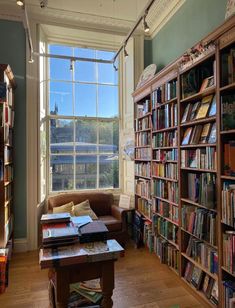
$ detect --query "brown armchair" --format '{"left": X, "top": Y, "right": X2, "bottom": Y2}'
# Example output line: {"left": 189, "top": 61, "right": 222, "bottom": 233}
{"left": 47, "top": 191, "right": 128, "bottom": 247}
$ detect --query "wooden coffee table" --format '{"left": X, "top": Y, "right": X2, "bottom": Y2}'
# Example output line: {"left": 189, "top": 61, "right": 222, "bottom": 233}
{"left": 39, "top": 240, "right": 124, "bottom": 308}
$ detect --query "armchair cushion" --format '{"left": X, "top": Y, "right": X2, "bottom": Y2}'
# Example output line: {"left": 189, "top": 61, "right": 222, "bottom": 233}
{"left": 52, "top": 201, "right": 74, "bottom": 215}
{"left": 73, "top": 200, "right": 98, "bottom": 220}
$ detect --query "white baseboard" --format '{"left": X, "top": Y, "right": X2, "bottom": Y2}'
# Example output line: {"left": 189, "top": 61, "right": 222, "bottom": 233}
{"left": 14, "top": 238, "right": 28, "bottom": 253}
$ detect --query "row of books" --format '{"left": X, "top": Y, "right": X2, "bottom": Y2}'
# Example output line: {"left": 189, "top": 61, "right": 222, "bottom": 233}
{"left": 181, "top": 147, "right": 216, "bottom": 170}
{"left": 185, "top": 236, "right": 218, "bottom": 274}
{"left": 152, "top": 131, "right": 177, "bottom": 148}
{"left": 152, "top": 179, "right": 178, "bottom": 203}
{"left": 152, "top": 162, "right": 178, "bottom": 180}
{"left": 4, "top": 200, "right": 12, "bottom": 225}
{"left": 187, "top": 172, "right": 216, "bottom": 209}
{"left": 134, "top": 116, "right": 151, "bottom": 131}
{"left": 221, "top": 48, "right": 235, "bottom": 86}
{"left": 135, "top": 99, "right": 151, "bottom": 118}
{"left": 181, "top": 206, "right": 216, "bottom": 246}
{"left": 181, "top": 122, "right": 216, "bottom": 145}
{"left": 5, "top": 183, "right": 12, "bottom": 201}
{"left": 135, "top": 162, "right": 151, "bottom": 178}
{"left": 223, "top": 231, "right": 235, "bottom": 274}
{"left": 135, "top": 179, "right": 151, "bottom": 199}
{"left": 137, "top": 198, "right": 152, "bottom": 219}
{"left": 4, "top": 165, "right": 13, "bottom": 182}
{"left": 222, "top": 181, "right": 235, "bottom": 227}
{"left": 151, "top": 80, "right": 177, "bottom": 108}
{"left": 224, "top": 141, "right": 235, "bottom": 176}
{"left": 143, "top": 221, "right": 154, "bottom": 252}
{"left": 221, "top": 93, "right": 235, "bottom": 131}
{"left": 152, "top": 214, "right": 178, "bottom": 245}
{"left": 223, "top": 280, "right": 235, "bottom": 308}
{"left": 4, "top": 147, "right": 12, "bottom": 163}
{"left": 184, "top": 261, "right": 218, "bottom": 305}
{"left": 135, "top": 131, "right": 151, "bottom": 147}
{"left": 0, "top": 104, "right": 14, "bottom": 128}
{"left": 152, "top": 103, "right": 177, "bottom": 130}
{"left": 181, "top": 95, "right": 216, "bottom": 124}
{"left": 153, "top": 199, "right": 179, "bottom": 224}
{"left": 153, "top": 149, "right": 178, "bottom": 161}
{"left": 154, "top": 236, "right": 179, "bottom": 271}
{"left": 135, "top": 148, "right": 151, "bottom": 160}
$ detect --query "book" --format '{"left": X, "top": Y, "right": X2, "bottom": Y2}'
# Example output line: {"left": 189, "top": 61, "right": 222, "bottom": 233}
{"left": 182, "top": 127, "right": 193, "bottom": 145}
{"left": 71, "top": 216, "right": 92, "bottom": 228}
{"left": 199, "top": 76, "right": 214, "bottom": 92}
{"left": 189, "top": 125, "right": 203, "bottom": 144}
{"left": 199, "top": 123, "right": 211, "bottom": 143}
{"left": 208, "top": 122, "right": 216, "bottom": 144}
{"left": 42, "top": 225, "right": 78, "bottom": 243}
{"left": 221, "top": 93, "right": 235, "bottom": 130}
{"left": 41, "top": 213, "right": 71, "bottom": 224}
{"left": 189, "top": 101, "right": 201, "bottom": 121}
{"left": 210, "top": 280, "right": 218, "bottom": 305}
{"left": 78, "top": 221, "right": 109, "bottom": 243}
{"left": 191, "top": 266, "right": 204, "bottom": 289}
{"left": 181, "top": 103, "right": 192, "bottom": 123}
{"left": 208, "top": 95, "right": 216, "bottom": 116}
{"left": 202, "top": 275, "right": 210, "bottom": 294}
{"left": 195, "top": 95, "right": 213, "bottom": 119}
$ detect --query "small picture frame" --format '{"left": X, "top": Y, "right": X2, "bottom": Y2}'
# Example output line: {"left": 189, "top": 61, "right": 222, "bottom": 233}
{"left": 119, "top": 194, "right": 131, "bottom": 209}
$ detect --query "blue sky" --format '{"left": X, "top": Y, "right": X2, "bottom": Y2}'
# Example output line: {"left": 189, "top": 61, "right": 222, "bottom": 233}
{"left": 49, "top": 45, "right": 118, "bottom": 118}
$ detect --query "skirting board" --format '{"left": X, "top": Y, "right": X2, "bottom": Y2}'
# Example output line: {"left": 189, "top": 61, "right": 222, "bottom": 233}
{"left": 14, "top": 238, "right": 28, "bottom": 253}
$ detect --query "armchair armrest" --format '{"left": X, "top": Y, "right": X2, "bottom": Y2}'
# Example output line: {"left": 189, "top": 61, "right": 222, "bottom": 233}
{"left": 111, "top": 205, "right": 128, "bottom": 230}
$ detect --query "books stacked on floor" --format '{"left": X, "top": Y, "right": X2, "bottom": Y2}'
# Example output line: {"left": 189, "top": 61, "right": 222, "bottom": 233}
{"left": 223, "top": 280, "right": 235, "bottom": 308}
{"left": 0, "top": 248, "right": 9, "bottom": 294}
{"left": 223, "top": 231, "right": 235, "bottom": 274}
{"left": 222, "top": 181, "right": 235, "bottom": 227}
{"left": 184, "top": 261, "right": 218, "bottom": 305}
{"left": 69, "top": 279, "right": 102, "bottom": 307}
{"left": 41, "top": 213, "right": 79, "bottom": 248}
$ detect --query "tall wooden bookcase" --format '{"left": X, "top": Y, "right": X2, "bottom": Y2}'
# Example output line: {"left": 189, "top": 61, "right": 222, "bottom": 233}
{"left": 0, "top": 64, "right": 16, "bottom": 253}
{"left": 133, "top": 16, "right": 235, "bottom": 308}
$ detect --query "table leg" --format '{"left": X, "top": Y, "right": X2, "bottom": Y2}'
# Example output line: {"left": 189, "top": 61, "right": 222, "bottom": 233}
{"left": 55, "top": 269, "right": 70, "bottom": 308}
{"left": 100, "top": 261, "right": 114, "bottom": 308}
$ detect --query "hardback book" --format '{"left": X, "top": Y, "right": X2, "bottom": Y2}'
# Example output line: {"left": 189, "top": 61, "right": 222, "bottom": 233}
{"left": 181, "top": 103, "right": 192, "bottom": 123}
{"left": 210, "top": 280, "right": 218, "bottom": 305}
{"left": 190, "top": 125, "right": 203, "bottom": 144}
{"left": 199, "top": 123, "right": 211, "bottom": 143}
{"left": 202, "top": 275, "right": 210, "bottom": 294}
{"left": 199, "top": 76, "right": 214, "bottom": 92}
{"left": 208, "top": 95, "right": 216, "bottom": 116}
{"left": 189, "top": 101, "right": 201, "bottom": 121}
{"left": 195, "top": 95, "right": 213, "bottom": 119}
{"left": 42, "top": 225, "right": 78, "bottom": 243}
{"left": 221, "top": 94, "right": 235, "bottom": 130}
{"left": 191, "top": 266, "right": 204, "bottom": 289}
{"left": 78, "top": 221, "right": 109, "bottom": 243}
{"left": 182, "top": 127, "right": 193, "bottom": 145}
{"left": 224, "top": 141, "right": 235, "bottom": 175}
{"left": 41, "top": 212, "right": 71, "bottom": 224}
{"left": 208, "top": 122, "right": 216, "bottom": 144}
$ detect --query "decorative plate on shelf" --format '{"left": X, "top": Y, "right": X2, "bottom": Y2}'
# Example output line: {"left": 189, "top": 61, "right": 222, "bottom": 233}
{"left": 136, "top": 64, "right": 156, "bottom": 90}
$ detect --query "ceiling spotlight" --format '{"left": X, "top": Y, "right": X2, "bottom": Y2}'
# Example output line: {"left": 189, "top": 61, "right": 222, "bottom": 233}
{"left": 124, "top": 46, "right": 128, "bottom": 58}
{"left": 143, "top": 17, "right": 150, "bottom": 33}
{"left": 28, "top": 57, "right": 34, "bottom": 64}
{"left": 39, "top": 0, "right": 48, "bottom": 8}
{"left": 16, "top": 0, "right": 24, "bottom": 6}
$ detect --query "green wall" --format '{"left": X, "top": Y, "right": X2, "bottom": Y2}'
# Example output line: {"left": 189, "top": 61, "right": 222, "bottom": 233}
{"left": 0, "top": 20, "right": 26, "bottom": 238}
{"left": 145, "top": 0, "right": 228, "bottom": 71}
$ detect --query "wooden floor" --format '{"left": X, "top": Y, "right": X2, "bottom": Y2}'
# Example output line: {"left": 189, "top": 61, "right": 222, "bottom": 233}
{"left": 0, "top": 241, "right": 208, "bottom": 308}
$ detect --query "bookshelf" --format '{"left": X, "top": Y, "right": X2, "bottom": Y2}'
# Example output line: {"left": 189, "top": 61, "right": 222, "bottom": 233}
{"left": 133, "top": 16, "right": 235, "bottom": 308}
{"left": 0, "top": 64, "right": 16, "bottom": 293}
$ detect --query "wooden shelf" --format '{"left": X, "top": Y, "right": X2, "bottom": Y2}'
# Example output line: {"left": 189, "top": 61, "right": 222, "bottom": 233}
{"left": 221, "top": 175, "right": 235, "bottom": 181}
{"left": 153, "top": 195, "right": 178, "bottom": 207}
{"left": 152, "top": 146, "right": 178, "bottom": 150}
{"left": 135, "top": 128, "right": 151, "bottom": 133}
{"left": 220, "top": 129, "right": 235, "bottom": 135}
{"left": 152, "top": 175, "right": 178, "bottom": 182}
{"left": 157, "top": 233, "right": 179, "bottom": 250}
{"left": 181, "top": 278, "right": 216, "bottom": 308}
{"left": 135, "top": 145, "right": 151, "bottom": 148}
{"left": 152, "top": 97, "right": 177, "bottom": 109}
{"left": 136, "top": 209, "right": 152, "bottom": 222}
{"left": 180, "top": 116, "right": 216, "bottom": 127}
{"left": 135, "top": 194, "right": 151, "bottom": 202}
{"left": 135, "top": 174, "right": 151, "bottom": 180}
{"left": 136, "top": 112, "right": 151, "bottom": 120}
{"left": 152, "top": 159, "right": 178, "bottom": 163}
{"left": 134, "top": 158, "right": 151, "bottom": 162}
{"left": 181, "top": 227, "right": 218, "bottom": 250}
{"left": 181, "top": 198, "right": 217, "bottom": 213}
{"left": 180, "top": 143, "right": 216, "bottom": 148}
{"left": 154, "top": 211, "right": 179, "bottom": 226}
{"left": 152, "top": 126, "right": 177, "bottom": 133}
{"left": 181, "top": 167, "right": 216, "bottom": 173}
{"left": 180, "top": 86, "right": 216, "bottom": 103}
{"left": 220, "top": 82, "right": 235, "bottom": 92}
{"left": 221, "top": 266, "right": 235, "bottom": 278}
{"left": 181, "top": 253, "right": 218, "bottom": 281}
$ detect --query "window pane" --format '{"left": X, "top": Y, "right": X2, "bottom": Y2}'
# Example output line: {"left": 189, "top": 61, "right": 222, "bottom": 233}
{"left": 49, "top": 81, "right": 73, "bottom": 116}
{"left": 99, "top": 120, "right": 119, "bottom": 154}
{"left": 75, "top": 119, "right": 97, "bottom": 153}
{"left": 49, "top": 45, "right": 73, "bottom": 56}
{"left": 76, "top": 155, "right": 97, "bottom": 189}
{"left": 98, "top": 63, "right": 118, "bottom": 85}
{"left": 49, "top": 58, "right": 72, "bottom": 81}
{"left": 75, "top": 48, "right": 96, "bottom": 59}
{"left": 50, "top": 119, "right": 74, "bottom": 154}
{"left": 98, "top": 85, "right": 118, "bottom": 118}
{"left": 75, "top": 83, "right": 97, "bottom": 117}
{"left": 74, "top": 48, "right": 96, "bottom": 83}
{"left": 50, "top": 155, "right": 74, "bottom": 191}
{"left": 99, "top": 155, "right": 119, "bottom": 188}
